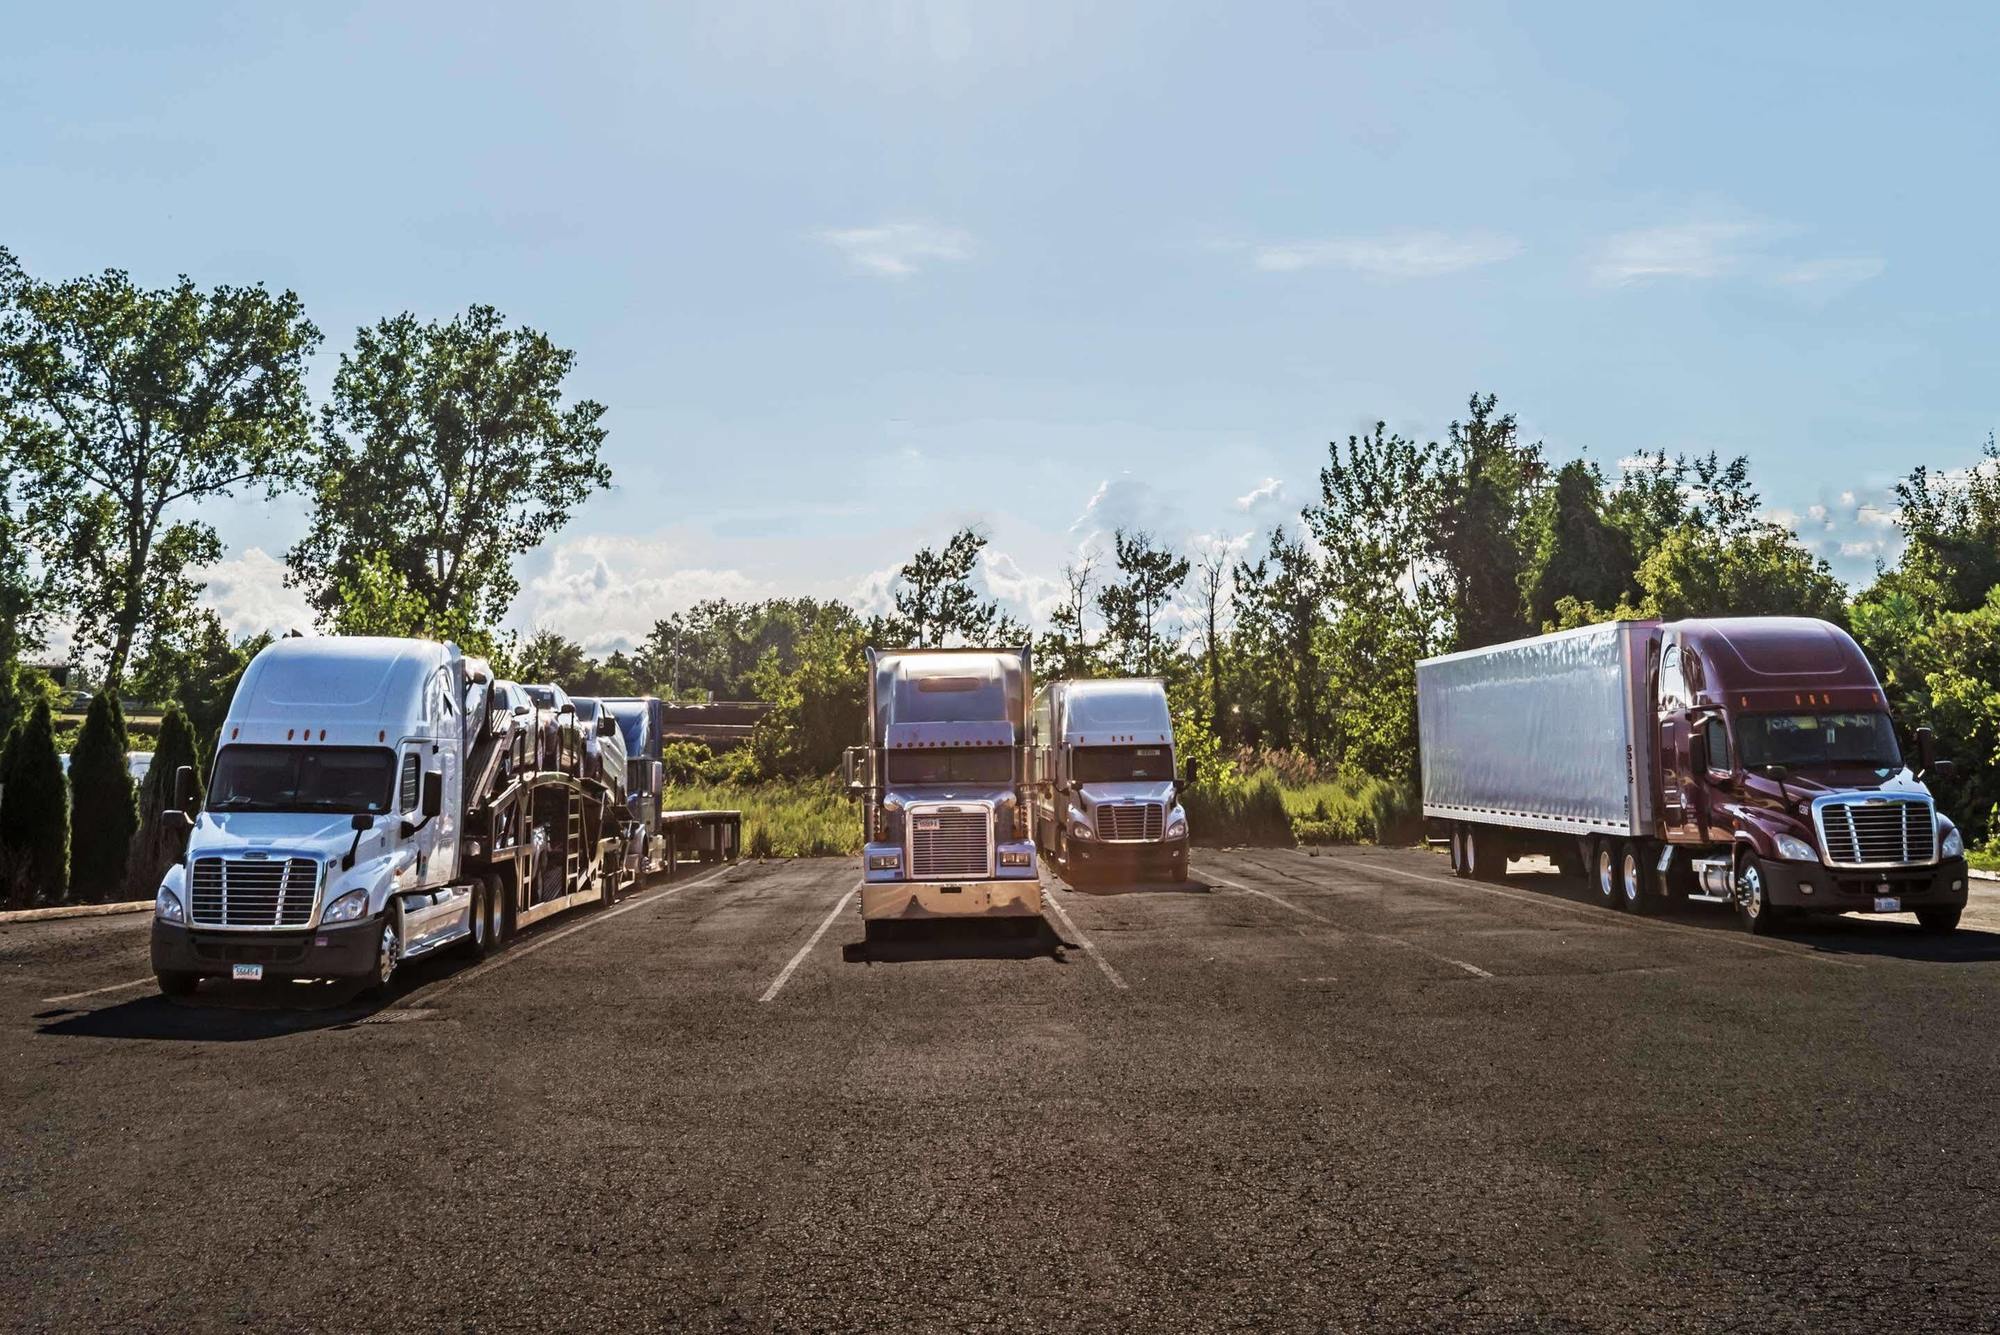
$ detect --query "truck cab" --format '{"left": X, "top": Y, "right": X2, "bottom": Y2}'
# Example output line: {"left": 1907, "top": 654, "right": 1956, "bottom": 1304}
{"left": 150, "top": 636, "right": 476, "bottom": 995}
{"left": 1030, "top": 678, "right": 1193, "bottom": 883}
{"left": 846, "top": 648, "right": 1042, "bottom": 934}
{"left": 1653, "top": 617, "right": 1968, "bottom": 931}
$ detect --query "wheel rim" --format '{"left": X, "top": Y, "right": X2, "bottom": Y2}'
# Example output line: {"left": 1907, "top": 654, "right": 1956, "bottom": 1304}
{"left": 1622, "top": 854, "right": 1642, "bottom": 905}
{"left": 1597, "top": 849, "right": 1616, "bottom": 899}
{"left": 1737, "top": 862, "right": 1763, "bottom": 918}
{"left": 473, "top": 889, "right": 488, "bottom": 947}
{"left": 378, "top": 921, "right": 399, "bottom": 985}
{"left": 1465, "top": 831, "right": 1476, "bottom": 875}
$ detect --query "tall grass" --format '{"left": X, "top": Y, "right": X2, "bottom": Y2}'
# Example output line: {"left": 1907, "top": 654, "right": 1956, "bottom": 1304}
{"left": 662, "top": 776, "right": 859, "bottom": 858}
{"left": 1187, "top": 763, "right": 1418, "bottom": 848}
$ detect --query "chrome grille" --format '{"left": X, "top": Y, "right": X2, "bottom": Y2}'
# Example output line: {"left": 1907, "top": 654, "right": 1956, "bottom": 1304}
{"left": 1814, "top": 797, "right": 1936, "bottom": 868}
{"left": 189, "top": 857, "right": 320, "bottom": 927}
{"left": 1098, "top": 802, "right": 1165, "bottom": 842}
{"left": 907, "top": 807, "right": 992, "bottom": 880}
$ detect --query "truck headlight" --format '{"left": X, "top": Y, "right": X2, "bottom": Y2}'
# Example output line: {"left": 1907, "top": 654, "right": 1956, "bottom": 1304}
{"left": 1165, "top": 817, "right": 1187, "bottom": 840}
{"left": 1070, "top": 821, "right": 1094, "bottom": 841}
{"left": 1941, "top": 827, "right": 1963, "bottom": 859}
{"left": 1773, "top": 834, "right": 1818, "bottom": 863}
{"left": 155, "top": 888, "right": 185, "bottom": 924}
{"left": 999, "top": 850, "right": 1032, "bottom": 867}
{"left": 868, "top": 853, "right": 900, "bottom": 871}
{"left": 321, "top": 889, "right": 369, "bottom": 924}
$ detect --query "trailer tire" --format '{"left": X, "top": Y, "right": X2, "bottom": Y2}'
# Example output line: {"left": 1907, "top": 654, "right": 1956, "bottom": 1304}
{"left": 1594, "top": 840, "right": 1621, "bottom": 908}
{"left": 155, "top": 970, "right": 199, "bottom": 998}
{"left": 493, "top": 870, "right": 517, "bottom": 944}
{"left": 1450, "top": 826, "right": 1469, "bottom": 877}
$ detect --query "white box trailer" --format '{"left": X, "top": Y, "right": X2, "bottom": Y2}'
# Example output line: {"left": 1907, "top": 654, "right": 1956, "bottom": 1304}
{"left": 1417, "top": 621, "right": 1658, "bottom": 842}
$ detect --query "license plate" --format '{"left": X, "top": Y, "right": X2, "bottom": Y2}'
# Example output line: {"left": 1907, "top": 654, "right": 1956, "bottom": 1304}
{"left": 232, "top": 963, "right": 264, "bottom": 982}
{"left": 915, "top": 818, "right": 940, "bottom": 832}
{"left": 1872, "top": 896, "right": 1901, "bottom": 914}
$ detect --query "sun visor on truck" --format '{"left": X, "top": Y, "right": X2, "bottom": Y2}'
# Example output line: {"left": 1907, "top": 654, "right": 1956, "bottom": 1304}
{"left": 1068, "top": 732, "right": 1171, "bottom": 747}
{"left": 886, "top": 721, "right": 1016, "bottom": 749}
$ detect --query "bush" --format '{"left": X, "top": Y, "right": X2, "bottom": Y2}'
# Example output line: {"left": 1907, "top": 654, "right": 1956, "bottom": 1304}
{"left": 0, "top": 699, "right": 68, "bottom": 906}
{"left": 129, "top": 703, "right": 201, "bottom": 897}
{"left": 69, "top": 692, "right": 139, "bottom": 901}
{"left": 1184, "top": 769, "right": 1294, "bottom": 846}
{"left": 665, "top": 775, "right": 859, "bottom": 858}
{"left": 1183, "top": 763, "right": 1419, "bottom": 848}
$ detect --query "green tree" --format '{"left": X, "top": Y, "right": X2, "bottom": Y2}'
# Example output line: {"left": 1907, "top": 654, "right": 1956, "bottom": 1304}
{"left": 750, "top": 604, "right": 868, "bottom": 777}
{"left": 130, "top": 612, "right": 269, "bottom": 770}
{"left": 1034, "top": 557, "right": 1101, "bottom": 681}
{"left": 288, "top": 304, "right": 610, "bottom": 635}
{"left": 516, "top": 629, "right": 591, "bottom": 684}
{"left": 885, "top": 528, "right": 1024, "bottom": 647}
{"left": 1095, "top": 529, "right": 1189, "bottom": 675}
{"left": 130, "top": 702, "right": 201, "bottom": 896}
{"left": 0, "top": 248, "right": 319, "bottom": 687}
{"left": 1434, "top": 392, "right": 1544, "bottom": 650}
{"left": 1231, "top": 528, "right": 1323, "bottom": 754}
{"left": 1889, "top": 434, "right": 2000, "bottom": 614}
{"left": 1524, "top": 460, "right": 1636, "bottom": 629}
{"left": 0, "top": 698, "right": 68, "bottom": 906}
{"left": 68, "top": 691, "right": 139, "bottom": 900}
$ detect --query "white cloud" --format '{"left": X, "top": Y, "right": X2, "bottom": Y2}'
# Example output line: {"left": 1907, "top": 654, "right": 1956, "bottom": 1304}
{"left": 1234, "top": 477, "right": 1286, "bottom": 513}
{"left": 199, "top": 546, "right": 316, "bottom": 640}
{"left": 1250, "top": 230, "right": 1521, "bottom": 278}
{"left": 513, "top": 535, "right": 772, "bottom": 654}
{"left": 1069, "top": 473, "right": 1184, "bottom": 545}
{"left": 814, "top": 221, "right": 973, "bottom": 278}
{"left": 1592, "top": 221, "right": 1781, "bottom": 286}
{"left": 1773, "top": 256, "right": 1886, "bottom": 288}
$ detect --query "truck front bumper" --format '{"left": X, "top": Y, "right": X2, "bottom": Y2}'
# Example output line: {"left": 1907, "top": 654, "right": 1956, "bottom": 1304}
{"left": 151, "top": 917, "right": 383, "bottom": 980}
{"left": 1071, "top": 835, "right": 1189, "bottom": 868}
{"left": 1757, "top": 856, "right": 1970, "bottom": 913}
{"left": 859, "top": 878, "right": 1044, "bottom": 921}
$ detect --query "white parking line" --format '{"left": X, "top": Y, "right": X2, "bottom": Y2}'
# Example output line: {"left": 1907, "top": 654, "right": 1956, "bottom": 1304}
{"left": 760, "top": 885, "right": 858, "bottom": 1002}
{"left": 41, "top": 976, "right": 155, "bottom": 1005}
{"left": 413, "top": 862, "right": 738, "bottom": 1005}
{"left": 1321, "top": 855, "right": 1862, "bottom": 970}
{"left": 1206, "top": 873, "right": 1493, "bottom": 979}
{"left": 1041, "top": 888, "right": 1129, "bottom": 990}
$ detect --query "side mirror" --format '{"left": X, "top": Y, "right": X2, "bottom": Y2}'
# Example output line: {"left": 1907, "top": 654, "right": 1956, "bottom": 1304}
{"left": 513, "top": 703, "right": 530, "bottom": 716}
{"left": 1929, "top": 758, "right": 1955, "bottom": 782}
{"left": 421, "top": 770, "right": 443, "bottom": 819}
{"left": 842, "top": 747, "right": 865, "bottom": 796}
{"left": 1688, "top": 730, "right": 1708, "bottom": 776}
{"left": 1182, "top": 757, "right": 1199, "bottom": 790}
{"left": 173, "top": 764, "right": 197, "bottom": 815}
{"left": 559, "top": 702, "right": 576, "bottom": 716}
{"left": 598, "top": 715, "right": 618, "bottom": 737}
{"left": 351, "top": 813, "right": 374, "bottom": 832}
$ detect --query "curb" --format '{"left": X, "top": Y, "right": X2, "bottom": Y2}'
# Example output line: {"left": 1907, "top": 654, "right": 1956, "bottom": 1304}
{"left": 0, "top": 899, "right": 152, "bottom": 925}
{"left": 1972, "top": 869, "right": 1998, "bottom": 884}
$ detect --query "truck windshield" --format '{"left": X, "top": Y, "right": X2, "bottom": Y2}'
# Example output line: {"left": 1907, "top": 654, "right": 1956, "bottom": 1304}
{"left": 1074, "top": 745, "right": 1175, "bottom": 782}
{"left": 207, "top": 745, "right": 397, "bottom": 814}
{"left": 886, "top": 747, "right": 1015, "bottom": 786}
{"left": 1736, "top": 712, "right": 1902, "bottom": 772}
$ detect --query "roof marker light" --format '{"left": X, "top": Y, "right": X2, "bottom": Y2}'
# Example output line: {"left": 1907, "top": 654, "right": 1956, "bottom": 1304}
{"left": 287, "top": 729, "right": 294, "bottom": 740}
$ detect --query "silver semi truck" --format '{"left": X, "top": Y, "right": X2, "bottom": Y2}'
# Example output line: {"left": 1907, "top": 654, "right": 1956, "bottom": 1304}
{"left": 845, "top": 646, "right": 1042, "bottom": 937}
{"left": 1029, "top": 677, "right": 1193, "bottom": 883}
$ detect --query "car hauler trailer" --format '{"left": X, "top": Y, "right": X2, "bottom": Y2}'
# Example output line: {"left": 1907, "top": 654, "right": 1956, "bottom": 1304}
{"left": 148, "top": 636, "right": 648, "bottom": 997}
{"left": 597, "top": 695, "right": 742, "bottom": 880}
{"left": 1029, "top": 677, "right": 1194, "bottom": 882}
{"left": 1418, "top": 617, "right": 1971, "bottom": 934}
{"left": 845, "top": 647, "right": 1041, "bottom": 937}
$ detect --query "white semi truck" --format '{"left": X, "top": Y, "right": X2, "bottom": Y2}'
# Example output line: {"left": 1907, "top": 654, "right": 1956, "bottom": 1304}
{"left": 1029, "top": 677, "right": 1193, "bottom": 883}
{"left": 150, "top": 636, "right": 643, "bottom": 995}
{"left": 845, "top": 646, "right": 1042, "bottom": 938}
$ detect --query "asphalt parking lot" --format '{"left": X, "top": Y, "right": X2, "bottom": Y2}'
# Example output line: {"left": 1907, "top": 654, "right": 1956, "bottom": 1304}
{"left": 5, "top": 847, "right": 1999, "bottom": 1332}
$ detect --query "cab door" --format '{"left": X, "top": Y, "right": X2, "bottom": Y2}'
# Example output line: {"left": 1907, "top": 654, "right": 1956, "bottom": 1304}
{"left": 1655, "top": 639, "right": 1700, "bottom": 840}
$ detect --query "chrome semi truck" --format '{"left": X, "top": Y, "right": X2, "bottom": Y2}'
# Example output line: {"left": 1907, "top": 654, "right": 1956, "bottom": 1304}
{"left": 845, "top": 646, "right": 1042, "bottom": 938}
{"left": 1418, "top": 617, "right": 1970, "bottom": 934}
{"left": 1029, "top": 677, "right": 1193, "bottom": 883}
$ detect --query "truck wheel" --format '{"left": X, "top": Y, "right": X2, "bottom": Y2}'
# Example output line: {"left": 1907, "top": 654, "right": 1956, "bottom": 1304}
{"left": 1916, "top": 905, "right": 1962, "bottom": 933}
{"left": 1620, "top": 845, "right": 1656, "bottom": 915}
{"left": 1171, "top": 851, "right": 1188, "bottom": 884}
{"left": 1734, "top": 853, "right": 1785, "bottom": 936}
{"left": 1594, "top": 840, "right": 1620, "bottom": 908}
{"left": 364, "top": 907, "right": 403, "bottom": 996}
{"left": 155, "top": 970, "right": 199, "bottom": 998}
{"left": 461, "top": 879, "right": 491, "bottom": 959}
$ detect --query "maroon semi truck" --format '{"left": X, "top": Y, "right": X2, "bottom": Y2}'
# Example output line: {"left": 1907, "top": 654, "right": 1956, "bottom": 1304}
{"left": 1418, "top": 617, "right": 1971, "bottom": 934}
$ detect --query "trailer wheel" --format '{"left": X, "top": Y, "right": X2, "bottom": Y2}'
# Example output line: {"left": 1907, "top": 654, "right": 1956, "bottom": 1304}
{"left": 155, "top": 970, "right": 199, "bottom": 998}
{"left": 1620, "top": 844, "right": 1656, "bottom": 915}
{"left": 492, "top": 871, "right": 516, "bottom": 944}
{"left": 1450, "top": 827, "right": 1468, "bottom": 877}
{"left": 1594, "top": 840, "right": 1621, "bottom": 908}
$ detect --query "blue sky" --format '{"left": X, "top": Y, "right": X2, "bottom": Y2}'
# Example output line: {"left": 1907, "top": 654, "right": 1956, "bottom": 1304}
{"left": 6, "top": 2, "right": 1996, "bottom": 652}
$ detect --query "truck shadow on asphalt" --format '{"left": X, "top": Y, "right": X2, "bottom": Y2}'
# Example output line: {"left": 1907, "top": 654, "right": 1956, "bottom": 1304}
{"left": 31, "top": 952, "right": 465, "bottom": 1042}
{"left": 1044, "top": 871, "right": 1212, "bottom": 897}
{"left": 1494, "top": 864, "right": 2000, "bottom": 965}
{"left": 840, "top": 917, "right": 1075, "bottom": 966}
